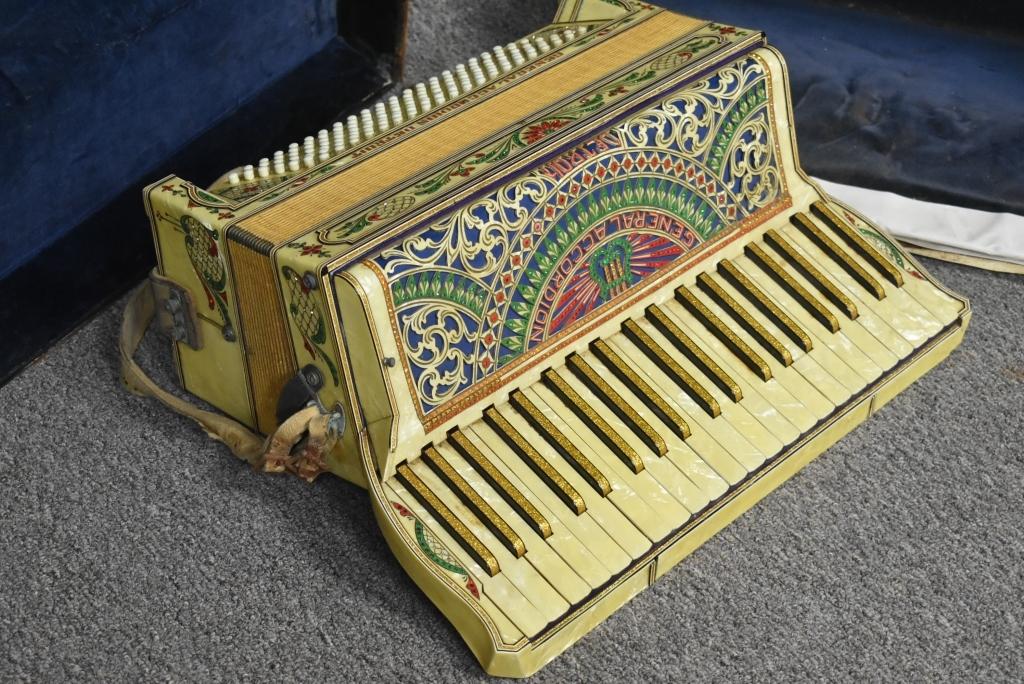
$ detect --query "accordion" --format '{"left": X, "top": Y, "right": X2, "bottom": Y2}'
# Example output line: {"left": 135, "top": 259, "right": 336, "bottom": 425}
{"left": 130, "top": 0, "right": 970, "bottom": 676}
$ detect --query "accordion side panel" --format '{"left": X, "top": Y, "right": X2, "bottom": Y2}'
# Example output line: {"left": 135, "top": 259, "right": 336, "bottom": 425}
{"left": 269, "top": 242, "right": 376, "bottom": 485}
{"left": 143, "top": 176, "right": 255, "bottom": 428}
{"left": 334, "top": 264, "right": 430, "bottom": 482}
{"left": 227, "top": 240, "right": 297, "bottom": 435}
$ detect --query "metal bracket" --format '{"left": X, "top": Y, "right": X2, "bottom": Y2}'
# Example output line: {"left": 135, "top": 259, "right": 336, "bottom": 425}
{"left": 276, "top": 364, "right": 328, "bottom": 425}
{"left": 149, "top": 271, "right": 202, "bottom": 350}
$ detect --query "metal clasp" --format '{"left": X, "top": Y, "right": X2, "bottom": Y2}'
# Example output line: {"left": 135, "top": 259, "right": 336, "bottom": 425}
{"left": 149, "top": 270, "right": 202, "bottom": 350}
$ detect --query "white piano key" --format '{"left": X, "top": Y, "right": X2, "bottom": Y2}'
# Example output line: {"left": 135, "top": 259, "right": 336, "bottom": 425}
{"left": 683, "top": 283, "right": 838, "bottom": 421}
{"left": 522, "top": 385, "right": 680, "bottom": 542}
{"left": 520, "top": 38, "right": 538, "bottom": 60}
{"left": 577, "top": 348, "right": 730, "bottom": 506}
{"left": 563, "top": 29, "right": 577, "bottom": 41}
{"left": 629, "top": 316, "right": 784, "bottom": 461}
{"left": 534, "top": 36, "right": 551, "bottom": 53}
{"left": 732, "top": 253, "right": 884, "bottom": 385}
{"left": 272, "top": 150, "right": 285, "bottom": 175}
{"left": 387, "top": 480, "right": 545, "bottom": 638}
{"left": 658, "top": 301, "right": 818, "bottom": 435}
{"left": 811, "top": 214, "right": 948, "bottom": 341}
{"left": 715, "top": 264, "right": 865, "bottom": 397}
{"left": 408, "top": 460, "right": 570, "bottom": 623}
{"left": 605, "top": 332, "right": 756, "bottom": 484}
{"left": 703, "top": 269, "right": 853, "bottom": 405}
{"left": 450, "top": 427, "right": 619, "bottom": 586}
{"left": 550, "top": 364, "right": 716, "bottom": 515}
{"left": 465, "top": 422, "right": 632, "bottom": 577}
{"left": 776, "top": 224, "right": 917, "bottom": 357}
{"left": 228, "top": 172, "right": 240, "bottom": 185}
{"left": 532, "top": 378, "right": 692, "bottom": 524}
{"left": 492, "top": 403, "right": 651, "bottom": 559}
{"left": 433, "top": 442, "right": 592, "bottom": 603}
{"left": 257, "top": 158, "right": 269, "bottom": 178}
{"left": 302, "top": 135, "right": 315, "bottom": 159}
{"left": 242, "top": 164, "right": 254, "bottom": 181}
{"left": 287, "top": 142, "right": 300, "bottom": 172}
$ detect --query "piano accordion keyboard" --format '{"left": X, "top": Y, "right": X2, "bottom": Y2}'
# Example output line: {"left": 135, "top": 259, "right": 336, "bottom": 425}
{"left": 384, "top": 207, "right": 963, "bottom": 637}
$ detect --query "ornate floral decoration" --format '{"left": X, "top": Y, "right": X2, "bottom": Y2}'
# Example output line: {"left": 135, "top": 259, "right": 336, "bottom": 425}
{"left": 282, "top": 266, "right": 340, "bottom": 385}
{"left": 314, "top": 25, "right": 747, "bottom": 252}
{"left": 180, "top": 215, "right": 233, "bottom": 332}
{"left": 392, "top": 501, "right": 480, "bottom": 599}
{"left": 369, "top": 55, "right": 786, "bottom": 422}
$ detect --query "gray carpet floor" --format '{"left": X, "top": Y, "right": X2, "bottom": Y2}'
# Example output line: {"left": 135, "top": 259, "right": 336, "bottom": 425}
{"left": 3, "top": 2, "right": 1024, "bottom": 681}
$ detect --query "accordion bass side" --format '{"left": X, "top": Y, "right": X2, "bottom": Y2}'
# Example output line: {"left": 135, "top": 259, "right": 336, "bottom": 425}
{"left": 142, "top": 0, "right": 969, "bottom": 675}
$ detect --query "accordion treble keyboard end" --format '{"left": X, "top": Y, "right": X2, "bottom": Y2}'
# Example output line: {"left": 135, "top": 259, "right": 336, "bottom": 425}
{"left": 142, "top": 0, "right": 969, "bottom": 675}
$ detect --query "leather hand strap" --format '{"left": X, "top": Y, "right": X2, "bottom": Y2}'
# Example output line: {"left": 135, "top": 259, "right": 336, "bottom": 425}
{"left": 120, "top": 274, "right": 335, "bottom": 477}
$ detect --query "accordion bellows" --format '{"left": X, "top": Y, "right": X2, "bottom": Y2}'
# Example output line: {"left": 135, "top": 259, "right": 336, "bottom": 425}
{"left": 143, "top": 0, "right": 969, "bottom": 675}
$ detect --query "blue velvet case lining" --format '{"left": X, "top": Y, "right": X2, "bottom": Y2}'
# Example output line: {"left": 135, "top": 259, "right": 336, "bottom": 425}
{"left": 0, "top": 0, "right": 340, "bottom": 279}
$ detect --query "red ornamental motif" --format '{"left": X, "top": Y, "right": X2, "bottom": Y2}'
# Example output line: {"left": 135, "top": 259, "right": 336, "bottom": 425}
{"left": 465, "top": 577, "right": 480, "bottom": 599}
{"left": 522, "top": 119, "right": 570, "bottom": 144}
{"left": 300, "top": 244, "right": 325, "bottom": 256}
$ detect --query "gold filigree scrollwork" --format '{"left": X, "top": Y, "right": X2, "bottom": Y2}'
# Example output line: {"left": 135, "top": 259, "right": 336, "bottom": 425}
{"left": 402, "top": 304, "right": 477, "bottom": 406}
{"left": 728, "top": 118, "right": 778, "bottom": 209}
